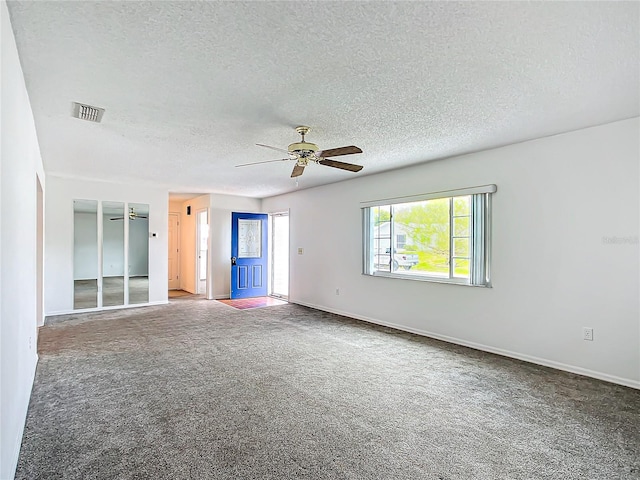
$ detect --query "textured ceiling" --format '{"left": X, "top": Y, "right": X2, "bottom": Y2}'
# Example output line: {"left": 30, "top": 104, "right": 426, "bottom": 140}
{"left": 7, "top": 1, "right": 639, "bottom": 198}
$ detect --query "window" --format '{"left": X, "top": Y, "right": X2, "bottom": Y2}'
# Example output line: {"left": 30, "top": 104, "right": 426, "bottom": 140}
{"left": 362, "top": 185, "right": 496, "bottom": 286}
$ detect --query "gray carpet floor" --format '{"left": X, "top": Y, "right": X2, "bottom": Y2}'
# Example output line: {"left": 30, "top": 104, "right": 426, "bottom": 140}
{"left": 16, "top": 298, "right": 640, "bottom": 479}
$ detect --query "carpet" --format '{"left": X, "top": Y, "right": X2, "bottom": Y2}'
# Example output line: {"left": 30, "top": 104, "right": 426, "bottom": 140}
{"left": 16, "top": 299, "right": 640, "bottom": 479}
{"left": 217, "top": 296, "right": 288, "bottom": 310}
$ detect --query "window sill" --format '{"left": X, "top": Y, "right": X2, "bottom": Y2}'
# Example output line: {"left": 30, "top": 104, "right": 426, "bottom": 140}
{"left": 364, "top": 271, "right": 491, "bottom": 287}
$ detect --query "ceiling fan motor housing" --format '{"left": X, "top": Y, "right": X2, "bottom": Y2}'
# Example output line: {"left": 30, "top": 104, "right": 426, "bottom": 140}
{"left": 288, "top": 142, "right": 318, "bottom": 157}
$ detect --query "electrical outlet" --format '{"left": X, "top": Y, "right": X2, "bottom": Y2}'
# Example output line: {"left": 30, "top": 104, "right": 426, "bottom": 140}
{"left": 335, "top": 288, "right": 340, "bottom": 295}
{"left": 28, "top": 336, "right": 32, "bottom": 350}
{"left": 583, "top": 327, "right": 594, "bottom": 341}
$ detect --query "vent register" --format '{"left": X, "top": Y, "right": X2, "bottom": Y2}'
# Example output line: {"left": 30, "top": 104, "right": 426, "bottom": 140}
{"left": 71, "top": 102, "right": 105, "bottom": 123}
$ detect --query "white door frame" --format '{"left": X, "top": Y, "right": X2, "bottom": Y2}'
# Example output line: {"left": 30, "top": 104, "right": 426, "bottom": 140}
{"left": 36, "top": 174, "right": 44, "bottom": 328}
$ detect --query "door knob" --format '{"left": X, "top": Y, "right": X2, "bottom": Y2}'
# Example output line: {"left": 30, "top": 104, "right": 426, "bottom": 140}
{"left": 231, "top": 256, "right": 237, "bottom": 265}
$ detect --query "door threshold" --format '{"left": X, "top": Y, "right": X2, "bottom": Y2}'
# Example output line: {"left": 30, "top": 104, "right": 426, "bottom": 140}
{"left": 269, "top": 294, "right": 288, "bottom": 301}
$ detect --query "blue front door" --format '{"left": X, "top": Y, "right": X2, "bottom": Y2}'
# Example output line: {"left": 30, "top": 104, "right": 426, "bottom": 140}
{"left": 231, "top": 212, "right": 268, "bottom": 299}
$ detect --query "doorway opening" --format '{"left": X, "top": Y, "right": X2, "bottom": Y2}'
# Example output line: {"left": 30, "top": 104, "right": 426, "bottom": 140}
{"left": 196, "top": 209, "right": 209, "bottom": 295}
{"left": 269, "top": 211, "right": 289, "bottom": 300}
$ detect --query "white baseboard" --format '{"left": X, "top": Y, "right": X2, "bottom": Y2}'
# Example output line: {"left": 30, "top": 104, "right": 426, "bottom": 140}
{"left": 146, "top": 301, "right": 169, "bottom": 307}
{"left": 292, "top": 301, "right": 640, "bottom": 390}
{"left": 4, "top": 354, "right": 38, "bottom": 480}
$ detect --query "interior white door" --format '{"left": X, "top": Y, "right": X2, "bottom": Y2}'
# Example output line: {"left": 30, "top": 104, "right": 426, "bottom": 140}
{"left": 168, "top": 213, "right": 180, "bottom": 290}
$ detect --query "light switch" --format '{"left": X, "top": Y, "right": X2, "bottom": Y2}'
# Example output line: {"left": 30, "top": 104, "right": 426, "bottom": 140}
{"left": 298, "top": 247, "right": 304, "bottom": 255}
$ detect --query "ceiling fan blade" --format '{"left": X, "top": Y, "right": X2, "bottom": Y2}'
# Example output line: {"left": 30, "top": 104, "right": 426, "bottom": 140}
{"left": 110, "top": 217, "right": 125, "bottom": 220}
{"left": 291, "top": 164, "right": 305, "bottom": 178}
{"left": 134, "top": 215, "right": 148, "bottom": 219}
{"left": 317, "top": 146, "right": 362, "bottom": 158}
{"left": 318, "top": 159, "right": 363, "bottom": 172}
{"left": 235, "top": 158, "right": 291, "bottom": 167}
{"left": 256, "top": 143, "right": 291, "bottom": 155}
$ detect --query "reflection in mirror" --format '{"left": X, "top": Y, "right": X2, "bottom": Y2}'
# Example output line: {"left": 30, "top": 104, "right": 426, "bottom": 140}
{"left": 103, "top": 201, "right": 125, "bottom": 306}
{"left": 74, "top": 200, "right": 98, "bottom": 309}
{"left": 128, "top": 203, "right": 149, "bottom": 304}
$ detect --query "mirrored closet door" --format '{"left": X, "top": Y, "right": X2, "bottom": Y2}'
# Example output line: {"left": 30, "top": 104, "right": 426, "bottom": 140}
{"left": 73, "top": 200, "right": 99, "bottom": 309}
{"left": 103, "top": 201, "right": 125, "bottom": 307}
{"left": 73, "top": 200, "right": 150, "bottom": 311}
{"left": 128, "top": 203, "right": 149, "bottom": 304}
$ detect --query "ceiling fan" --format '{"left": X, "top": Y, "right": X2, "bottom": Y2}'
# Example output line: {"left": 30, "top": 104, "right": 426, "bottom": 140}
{"left": 236, "top": 126, "right": 364, "bottom": 178}
{"left": 110, "top": 207, "right": 148, "bottom": 221}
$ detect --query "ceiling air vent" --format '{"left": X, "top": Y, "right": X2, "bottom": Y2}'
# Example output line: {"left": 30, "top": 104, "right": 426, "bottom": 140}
{"left": 71, "top": 102, "right": 105, "bottom": 123}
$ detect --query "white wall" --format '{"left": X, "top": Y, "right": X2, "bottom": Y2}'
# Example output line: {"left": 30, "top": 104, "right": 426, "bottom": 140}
{"left": 168, "top": 200, "right": 183, "bottom": 214}
{"left": 0, "top": 2, "right": 45, "bottom": 477}
{"left": 262, "top": 118, "right": 640, "bottom": 388}
{"left": 45, "top": 176, "right": 168, "bottom": 314}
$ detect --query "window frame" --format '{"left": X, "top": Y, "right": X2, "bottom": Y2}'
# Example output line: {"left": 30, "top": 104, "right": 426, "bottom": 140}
{"left": 361, "top": 185, "right": 496, "bottom": 287}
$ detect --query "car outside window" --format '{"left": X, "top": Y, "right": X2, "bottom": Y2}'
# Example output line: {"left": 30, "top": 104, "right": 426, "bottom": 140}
{"left": 362, "top": 185, "right": 495, "bottom": 286}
